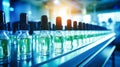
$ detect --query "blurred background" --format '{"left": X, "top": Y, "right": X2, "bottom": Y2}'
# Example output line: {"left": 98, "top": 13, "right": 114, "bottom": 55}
{"left": 0, "top": 0, "right": 120, "bottom": 30}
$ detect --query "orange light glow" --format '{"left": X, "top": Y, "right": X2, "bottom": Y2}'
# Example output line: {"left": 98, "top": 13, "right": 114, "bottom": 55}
{"left": 46, "top": 0, "right": 83, "bottom": 26}
{"left": 54, "top": 6, "right": 70, "bottom": 26}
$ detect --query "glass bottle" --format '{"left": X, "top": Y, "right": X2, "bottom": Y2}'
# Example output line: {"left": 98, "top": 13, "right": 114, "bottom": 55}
{"left": 32, "top": 31, "right": 41, "bottom": 56}
{"left": 64, "top": 30, "right": 73, "bottom": 52}
{"left": 17, "top": 13, "right": 32, "bottom": 60}
{"left": 78, "top": 22, "right": 83, "bottom": 47}
{"left": 0, "top": 30, "right": 11, "bottom": 64}
{"left": 78, "top": 30, "right": 84, "bottom": 47}
{"left": 33, "top": 15, "right": 51, "bottom": 56}
{"left": 49, "top": 24, "right": 56, "bottom": 56}
{"left": 39, "top": 31, "right": 51, "bottom": 56}
{"left": 40, "top": 15, "right": 51, "bottom": 56}
{"left": 53, "top": 16, "right": 64, "bottom": 55}
{"left": 17, "top": 30, "right": 32, "bottom": 60}
{"left": 73, "top": 21, "right": 79, "bottom": 49}
{"left": 0, "top": 11, "right": 11, "bottom": 64}
{"left": 32, "top": 21, "right": 41, "bottom": 56}
{"left": 53, "top": 29, "right": 64, "bottom": 55}
{"left": 64, "top": 19, "right": 73, "bottom": 52}
{"left": 9, "top": 22, "right": 19, "bottom": 65}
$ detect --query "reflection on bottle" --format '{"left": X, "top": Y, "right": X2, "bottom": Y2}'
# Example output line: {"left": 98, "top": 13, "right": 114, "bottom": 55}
{"left": 33, "top": 32, "right": 51, "bottom": 56}
{"left": 40, "top": 15, "right": 51, "bottom": 56}
{"left": 73, "top": 21, "right": 79, "bottom": 49}
{"left": 40, "top": 31, "right": 51, "bottom": 56}
{"left": 64, "top": 31, "right": 73, "bottom": 52}
{"left": 0, "top": 32, "right": 10, "bottom": 64}
{"left": 64, "top": 19, "right": 73, "bottom": 52}
{"left": 16, "top": 13, "right": 32, "bottom": 60}
{"left": 0, "top": 46, "right": 3, "bottom": 59}
{"left": 0, "top": 11, "right": 11, "bottom": 64}
{"left": 78, "top": 31, "right": 84, "bottom": 47}
{"left": 32, "top": 32, "right": 41, "bottom": 55}
{"left": 54, "top": 32, "right": 64, "bottom": 54}
{"left": 17, "top": 31, "right": 32, "bottom": 60}
{"left": 73, "top": 33, "right": 79, "bottom": 49}
{"left": 54, "top": 16, "right": 64, "bottom": 55}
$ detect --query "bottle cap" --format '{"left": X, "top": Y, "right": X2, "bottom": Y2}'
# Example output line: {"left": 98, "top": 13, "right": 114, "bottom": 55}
{"left": 48, "top": 22, "right": 51, "bottom": 30}
{"left": 0, "top": 10, "right": 6, "bottom": 30}
{"left": 82, "top": 23, "right": 86, "bottom": 30}
{"left": 20, "top": 13, "right": 29, "bottom": 30}
{"left": 56, "top": 16, "right": 62, "bottom": 30}
{"left": 52, "top": 24, "right": 56, "bottom": 30}
{"left": 41, "top": 15, "right": 49, "bottom": 30}
{"left": 73, "top": 21, "right": 77, "bottom": 30}
{"left": 67, "top": 19, "right": 72, "bottom": 30}
{"left": 78, "top": 22, "right": 82, "bottom": 30}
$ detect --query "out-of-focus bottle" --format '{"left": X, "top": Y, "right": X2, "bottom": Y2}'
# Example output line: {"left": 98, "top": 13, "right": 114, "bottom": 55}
{"left": 33, "top": 15, "right": 51, "bottom": 56}
{"left": 53, "top": 16, "right": 64, "bottom": 55}
{"left": 32, "top": 30, "right": 41, "bottom": 56}
{"left": 29, "top": 21, "right": 36, "bottom": 57}
{"left": 48, "top": 22, "right": 54, "bottom": 56}
{"left": 85, "top": 23, "right": 90, "bottom": 45}
{"left": 49, "top": 24, "right": 56, "bottom": 56}
{"left": 0, "top": 11, "right": 11, "bottom": 64}
{"left": 78, "top": 22, "right": 83, "bottom": 47}
{"left": 17, "top": 13, "right": 32, "bottom": 60}
{"left": 40, "top": 15, "right": 51, "bottom": 56}
{"left": 32, "top": 21, "right": 41, "bottom": 56}
{"left": 73, "top": 21, "right": 79, "bottom": 49}
{"left": 10, "top": 22, "right": 19, "bottom": 64}
{"left": 82, "top": 23, "right": 87, "bottom": 45}
{"left": 64, "top": 19, "right": 73, "bottom": 52}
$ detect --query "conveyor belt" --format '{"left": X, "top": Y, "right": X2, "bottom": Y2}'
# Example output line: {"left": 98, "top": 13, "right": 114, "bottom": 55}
{"left": 33, "top": 33, "right": 115, "bottom": 67}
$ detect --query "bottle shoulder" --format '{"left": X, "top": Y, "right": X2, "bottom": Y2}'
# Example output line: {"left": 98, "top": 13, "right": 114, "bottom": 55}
{"left": 0, "top": 31, "right": 9, "bottom": 39}
{"left": 18, "top": 31, "right": 32, "bottom": 38}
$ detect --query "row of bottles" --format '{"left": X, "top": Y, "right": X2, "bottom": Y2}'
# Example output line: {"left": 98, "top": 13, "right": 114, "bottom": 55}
{"left": 0, "top": 10, "right": 112, "bottom": 64}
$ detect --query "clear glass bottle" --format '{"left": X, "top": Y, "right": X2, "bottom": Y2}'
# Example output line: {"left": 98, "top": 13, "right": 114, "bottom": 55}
{"left": 84, "top": 30, "right": 89, "bottom": 45}
{"left": 0, "top": 30, "right": 11, "bottom": 64}
{"left": 88, "top": 30, "right": 94, "bottom": 44}
{"left": 39, "top": 30, "right": 51, "bottom": 56}
{"left": 53, "top": 16, "right": 64, "bottom": 55}
{"left": 17, "top": 13, "right": 32, "bottom": 60}
{"left": 64, "top": 30, "right": 73, "bottom": 52}
{"left": 32, "top": 31, "right": 40, "bottom": 55}
{"left": 53, "top": 30, "right": 64, "bottom": 55}
{"left": 72, "top": 21, "right": 79, "bottom": 49}
{"left": 0, "top": 11, "right": 11, "bottom": 64}
{"left": 78, "top": 30, "right": 84, "bottom": 47}
{"left": 17, "top": 30, "right": 32, "bottom": 60}
{"left": 64, "top": 19, "right": 73, "bottom": 52}
{"left": 33, "top": 31, "right": 51, "bottom": 56}
{"left": 78, "top": 22, "right": 84, "bottom": 47}
{"left": 32, "top": 15, "right": 51, "bottom": 56}
{"left": 50, "top": 29, "right": 55, "bottom": 56}
{"left": 40, "top": 15, "right": 51, "bottom": 56}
